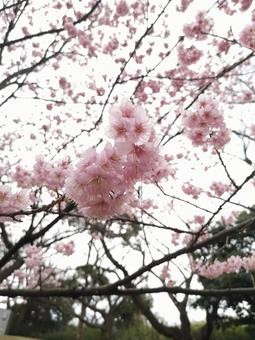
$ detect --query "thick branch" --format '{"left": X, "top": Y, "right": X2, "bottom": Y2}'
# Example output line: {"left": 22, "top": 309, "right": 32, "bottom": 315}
{"left": 1, "top": 286, "right": 255, "bottom": 298}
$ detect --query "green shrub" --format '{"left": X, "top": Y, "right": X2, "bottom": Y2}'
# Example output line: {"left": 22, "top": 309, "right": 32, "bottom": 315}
{"left": 211, "top": 325, "right": 255, "bottom": 340}
{"left": 42, "top": 325, "right": 100, "bottom": 340}
{"left": 113, "top": 321, "right": 167, "bottom": 340}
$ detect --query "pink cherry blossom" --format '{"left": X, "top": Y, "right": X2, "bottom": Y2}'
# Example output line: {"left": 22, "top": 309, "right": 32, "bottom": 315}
{"left": 65, "top": 99, "right": 170, "bottom": 219}
{"left": 182, "top": 96, "right": 230, "bottom": 149}
{"left": 239, "top": 23, "right": 255, "bottom": 50}
{"left": 177, "top": 44, "right": 203, "bottom": 65}
{"left": 194, "top": 253, "right": 255, "bottom": 279}
{"left": 183, "top": 11, "right": 213, "bottom": 40}
{"left": 210, "top": 181, "right": 232, "bottom": 197}
{"left": 177, "top": 0, "right": 193, "bottom": 12}
{"left": 160, "top": 263, "right": 176, "bottom": 287}
{"left": 0, "top": 185, "right": 30, "bottom": 222}
{"left": 55, "top": 241, "right": 74, "bottom": 256}
{"left": 182, "top": 183, "right": 202, "bottom": 199}
{"left": 116, "top": 0, "right": 129, "bottom": 16}
{"left": 13, "top": 156, "right": 71, "bottom": 191}
{"left": 25, "top": 245, "right": 44, "bottom": 269}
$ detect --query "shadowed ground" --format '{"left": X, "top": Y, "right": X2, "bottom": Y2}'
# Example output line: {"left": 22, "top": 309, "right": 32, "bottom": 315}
{"left": 0, "top": 336, "right": 41, "bottom": 340}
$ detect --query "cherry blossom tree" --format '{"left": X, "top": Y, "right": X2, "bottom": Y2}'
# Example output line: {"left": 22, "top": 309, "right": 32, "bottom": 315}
{"left": 192, "top": 208, "right": 255, "bottom": 340}
{"left": 1, "top": 0, "right": 255, "bottom": 339}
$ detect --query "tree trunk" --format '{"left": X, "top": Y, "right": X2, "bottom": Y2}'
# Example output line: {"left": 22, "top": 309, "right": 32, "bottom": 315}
{"left": 201, "top": 304, "right": 218, "bottom": 340}
{"left": 101, "top": 315, "right": 113, "bottom": 340}
{"left": 76, "top": 299, "right": 86, "bottom": 340}
{"left": 131, "top": 295, "right": 182, "bottom": 339}
{"left": 179, "top": 305, "right": 193, "bottom": 340}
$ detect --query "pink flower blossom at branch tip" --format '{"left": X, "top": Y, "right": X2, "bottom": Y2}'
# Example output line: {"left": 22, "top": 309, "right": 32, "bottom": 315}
{"left": 182, "top": 95, "right": 230, "bottom": 149}
{"left": 239, "top": 23, "right": 255, "bottom": 50}
{"left": 116, "top": 0, "right": 129, "bottom": 17}
{"left": 210, "top": 181, "right": 232, "bottom": 197}
{"left": 13, "top": 156, "right": 72, "bottom": 191}
{"left": 24, "top": 245, "right": 44, "bottom": 269}
{"left": 194, "top": 253, "right": 255, "bottom": 279}
{"left": 182, "top": 183, "right": 202, "bottom": 199}
{"left": 0, "top": 185, "right": 30, "bottom": 222}
{"left": 183, "top": 11, "right": 213, "bottom": 40}
{"left": 176, "top": 0, "right": 193, "bottom": 12}
{"left": 177, "top": 44, "right": 203, "bottom": 66}
{"left": 55, "top": 241, "right": 74, "bottom": 256}
{"left": 65, "top": 99, "right": 171, "bottom": 219}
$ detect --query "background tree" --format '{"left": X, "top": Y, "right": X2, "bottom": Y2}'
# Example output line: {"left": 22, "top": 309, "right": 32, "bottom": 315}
{"left": 8, "top": 296, "right": 73, "bottom": 337}
{"left": 192, "top": 209, "right": 255, "bottom": 340}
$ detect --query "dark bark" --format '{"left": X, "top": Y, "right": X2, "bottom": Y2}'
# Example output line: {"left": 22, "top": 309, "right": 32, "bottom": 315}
{"left": 132, "top": 295, "right": 182, "bottom": 339}
{"left": 201, "top": 303, "right": 218, "bottom": 340}
{"left": 76, "top": 299, "right": 86, "bottom": 340}
{"left": 101, "top": 314, "right": 114, "bottom": 340}
{"left": 179, "top": 304, "right": 193, "bottom": 340}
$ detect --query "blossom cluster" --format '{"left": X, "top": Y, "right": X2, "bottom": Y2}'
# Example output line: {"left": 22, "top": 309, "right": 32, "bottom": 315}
{"left": 171, "top": 232, "right": 181, "bottom": 246}
{"left": 0, "top": 185, "right": 30, "bottom": 222}
{"left": 177, "top": 0, "right": 193, "bottom": 12}
{"left": 65, "top": 99, "right": 170, "bottom": 219}
{"left": 216, "top": 40, "right": 231, "bottom": 54}
{"left": 239, "top": 23, "right": 255, "bottom": 50}
{"left": 192, "top": 215, "right": 205, "bottom": 225}
{"left": 182, "top": 183, "right": 202, "bottom": 199}
{"left": 219, "top": 0, "right": 253, "bottom": 14}
{"left": 12, "top": 266, "right": 54, "bottom": 288}
{"left": 193, "top": 253, "right": 255, "bottom": 279}
{"left": 13, "top": 156, "right": 71, "bottom": 191}
{"left": 116, "top": 0, "right": 129, "bottom": 16}
{"left": 183, "top": 11, "right": 213, "bottom": 40}
{"left": 182, "top": 96, "right": 231, "bottom": 149}
{"left": 63, "top": 16, "right": 95, "bottom": 55}
{"left": 177, "top": 44, "right": 203, "bottom": 66}
{"left": 25, "top": 245, "right": 44, "bottom": 269}
{"left": 55, "top": 241, "right": 74, "bottom": 256}
{"left": 239, "top": 0, "right": 253, "bottom": 11}
{"left": 209, "top": 181, "right": 232, "bottom": 197}
{"left": 10, "top": 245, "right": 54, "bottom": 288}
{"left": 160, "top": 263, "right": 176, "bottom": 287}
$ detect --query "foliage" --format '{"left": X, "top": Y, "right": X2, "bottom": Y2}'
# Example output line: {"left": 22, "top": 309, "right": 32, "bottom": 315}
{"left": 35, "top": 321, "right": 168, "bottom": 340}
{"left": 8, "top": 297, "right": 73, "bottom": 337}
{"left": 113, "top": 319, "right": 168, "bottom": 340}
{"left": 19, "top": 322, "right": 255, "bottom": 340}
{"left": 42, "top": 325, "right": 101, "bottom": 340}
{"left": 192, "top": 209, "right": 255, "bottom": 335}
{"left": 211, "top": 325, "right": 255, "bottom": 340}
